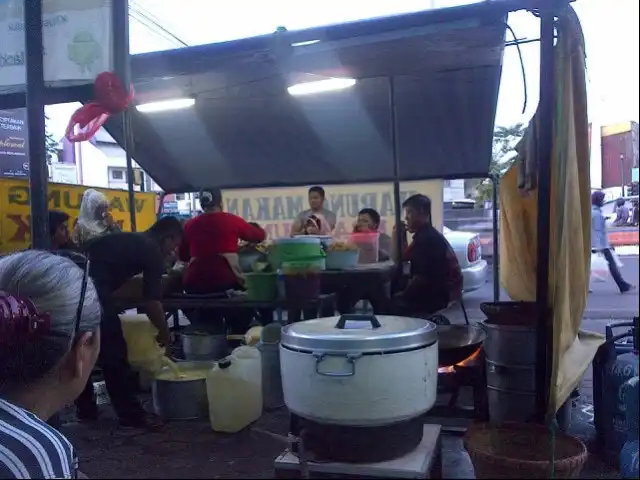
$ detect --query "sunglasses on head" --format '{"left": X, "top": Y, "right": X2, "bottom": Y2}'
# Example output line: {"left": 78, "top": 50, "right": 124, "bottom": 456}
{"left": 0, "top": 251, "right": 90, "bottom": 345}
{"left": 51, "top": 250, "right": 90, "bottom": 340}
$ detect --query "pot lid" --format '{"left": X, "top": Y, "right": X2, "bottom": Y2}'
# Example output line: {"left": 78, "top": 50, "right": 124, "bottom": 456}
{"left": 281, "top": 314, "right": 437, "bottom": 353}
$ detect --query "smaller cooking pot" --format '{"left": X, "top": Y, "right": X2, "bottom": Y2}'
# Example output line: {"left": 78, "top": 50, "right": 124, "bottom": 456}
{"left": 181, "top": 331, "right": 228, "bottom": 361}
{"left": 152, "top": 360, "right": 214, "bottom": 420}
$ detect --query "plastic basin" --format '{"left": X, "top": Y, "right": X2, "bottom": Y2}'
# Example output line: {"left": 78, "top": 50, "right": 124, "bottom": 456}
{"left": 326, "top": 250, "right": 359, "bottom": 270}
{"left": 269, "top": 237, "right": 323, "bottom": 269}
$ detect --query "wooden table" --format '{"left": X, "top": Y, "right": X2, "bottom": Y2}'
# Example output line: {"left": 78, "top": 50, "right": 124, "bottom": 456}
{"left": 318, "top": 261, "right": 396, "bottom": 315}
{"left": 319, "top": 260, "right": 396, "bottom": 286}
{"left": 115, "top": 293, "right": 337, "bottom": 329}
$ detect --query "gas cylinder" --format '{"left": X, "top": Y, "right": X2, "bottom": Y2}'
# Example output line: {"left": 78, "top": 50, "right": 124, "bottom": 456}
{"left": 593, "top": 317, "right": 639, "bottom": 465}
{"left": 620, "top": 376, "right": 639, "bottom": 479}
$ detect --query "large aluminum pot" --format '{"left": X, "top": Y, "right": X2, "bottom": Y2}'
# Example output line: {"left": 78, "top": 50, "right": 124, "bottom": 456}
{"left": 181, "top": 332, "right": 228, "bottom": 361}
{"left": 280, "top": 314, "right": 438, "bottom": 427}
{"left": 152, "top": 361, "right": 214, "bottom": 420}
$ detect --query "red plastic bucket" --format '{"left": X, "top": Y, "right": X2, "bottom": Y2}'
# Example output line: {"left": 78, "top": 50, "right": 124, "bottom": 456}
{"left": 350, "top": 232, "right": 380, "bottom": 264}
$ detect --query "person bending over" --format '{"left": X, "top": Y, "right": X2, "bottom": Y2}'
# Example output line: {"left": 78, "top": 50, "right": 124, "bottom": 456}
{"left": 74, "top": 216, "right": 183, "bottom": 429}
{"left": 0, "top": 251, "right": 101, "bottom": 478}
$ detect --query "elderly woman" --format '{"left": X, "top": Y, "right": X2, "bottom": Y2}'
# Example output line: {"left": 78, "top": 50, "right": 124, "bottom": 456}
{"left": 72, "top": 189, "right": 120, "bottom": 246}
{"left": 0, "top": 250, "right": 101, "bottom": 479}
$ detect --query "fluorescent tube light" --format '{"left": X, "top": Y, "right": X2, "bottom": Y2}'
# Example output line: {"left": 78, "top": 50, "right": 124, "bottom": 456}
{"left": 287, "top": 78, "right": 357, "bottom": 96}
{"left": 136, "top": 98, "right": 195, "bottom": 113}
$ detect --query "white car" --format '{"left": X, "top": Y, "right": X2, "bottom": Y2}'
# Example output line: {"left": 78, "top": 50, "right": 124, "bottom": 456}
{"left": 443, "top": 226, "right": 488, "bottom": 293}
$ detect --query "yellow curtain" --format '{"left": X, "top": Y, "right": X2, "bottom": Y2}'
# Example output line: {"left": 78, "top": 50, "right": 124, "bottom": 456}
{"left": 499, "top": 6, "right": 605, "bottom": 415}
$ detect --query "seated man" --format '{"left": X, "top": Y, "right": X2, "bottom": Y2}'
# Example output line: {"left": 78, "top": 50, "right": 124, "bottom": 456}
{"left": 336, "top": 208, "right": 393, "bottom": 314}
{"left": 390, "top": 194, "right": 463, "bottom": 315}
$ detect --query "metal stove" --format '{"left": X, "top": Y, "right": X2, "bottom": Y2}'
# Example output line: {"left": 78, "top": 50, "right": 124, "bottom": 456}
{"left": 426, "top": 347, "right": 489, "bottom": 434}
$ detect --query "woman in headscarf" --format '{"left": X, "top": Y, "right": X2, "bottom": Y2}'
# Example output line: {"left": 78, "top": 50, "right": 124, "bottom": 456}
{"left": 72, "top": 189, "right": 120, "bottom": 246}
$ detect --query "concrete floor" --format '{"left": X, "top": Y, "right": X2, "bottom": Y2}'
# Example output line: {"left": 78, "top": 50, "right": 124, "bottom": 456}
{"left": 58, "top": 390, "right": 620, "bottom": 479}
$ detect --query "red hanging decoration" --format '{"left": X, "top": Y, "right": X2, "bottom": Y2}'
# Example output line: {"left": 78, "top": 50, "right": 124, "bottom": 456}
{"left": 65, "top": 71, "right": 135, "bottom": 143}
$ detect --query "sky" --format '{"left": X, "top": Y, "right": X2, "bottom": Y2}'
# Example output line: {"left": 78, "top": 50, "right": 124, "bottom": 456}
{"left": 47, "top": 0, "right": 640, "bottom": 138}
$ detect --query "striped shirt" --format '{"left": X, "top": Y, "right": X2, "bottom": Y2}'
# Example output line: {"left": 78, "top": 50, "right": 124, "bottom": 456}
{"left": 0, "top": 399, "right": 77, "bottom": 479}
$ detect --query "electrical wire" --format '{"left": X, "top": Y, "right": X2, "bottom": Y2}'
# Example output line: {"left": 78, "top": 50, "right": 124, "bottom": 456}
{"left": 505, "top": 23, "right": 528, "bottom": 115}
{"left": 128, "top": 12, "right": 181, "bottom": 47}
{"left": 129, "top": 1, "right": 189, "bottom": 47}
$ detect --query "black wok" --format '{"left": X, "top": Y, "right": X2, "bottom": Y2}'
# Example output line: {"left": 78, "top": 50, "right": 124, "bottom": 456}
{"left": 437, "top": 324, "right": 486, "bottom": 367}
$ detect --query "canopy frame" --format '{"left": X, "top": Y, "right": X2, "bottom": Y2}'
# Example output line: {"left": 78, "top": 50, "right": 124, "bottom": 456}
{"left": 7, "top": 0, "right": 570, "bottom": 423}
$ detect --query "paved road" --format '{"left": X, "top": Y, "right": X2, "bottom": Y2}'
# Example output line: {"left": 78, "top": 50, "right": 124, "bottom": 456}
{"left": 454, "top": 255, "right": 639, "bottom": 321}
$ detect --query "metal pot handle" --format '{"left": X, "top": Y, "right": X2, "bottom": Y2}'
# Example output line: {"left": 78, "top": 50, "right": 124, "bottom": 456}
{"left": 313, "top": 353, "right": 362, "bottom": 377}
{"left": 334, "top": 314, "right": 382, "bottom": 330}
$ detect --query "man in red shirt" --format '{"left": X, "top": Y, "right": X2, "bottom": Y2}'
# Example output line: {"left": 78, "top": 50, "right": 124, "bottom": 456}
{"left": 179, "top": 188, "right": 266, "bottom": 333}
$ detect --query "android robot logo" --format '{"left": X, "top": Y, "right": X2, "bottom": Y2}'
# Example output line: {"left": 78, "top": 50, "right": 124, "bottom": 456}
{"left": 67, "top": 32, "right": 101, "bottom": 73}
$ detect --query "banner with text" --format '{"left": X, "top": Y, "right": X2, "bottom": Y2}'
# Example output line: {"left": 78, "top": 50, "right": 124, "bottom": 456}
{"left": 222, "top": 180, "right": 444, "bottom": 240}
{"left": 0, "top": 0, "right": 113, "bottom": 90}
{"left": 0, "top": 108, "right": 28, "bottom": 177}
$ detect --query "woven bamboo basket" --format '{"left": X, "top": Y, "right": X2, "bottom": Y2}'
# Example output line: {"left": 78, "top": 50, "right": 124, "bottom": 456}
{"left": 463, "top": 422, "right": 588, "bottom": 479}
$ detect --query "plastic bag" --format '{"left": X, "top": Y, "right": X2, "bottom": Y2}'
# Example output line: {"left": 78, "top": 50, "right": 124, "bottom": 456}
{"left": 590, "top": 252, "right": 609, "bottom": 283}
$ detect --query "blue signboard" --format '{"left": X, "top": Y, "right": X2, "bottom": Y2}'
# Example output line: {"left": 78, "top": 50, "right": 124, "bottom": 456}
{"left": 163, "top": 201, "right": 179, "bottom": 213}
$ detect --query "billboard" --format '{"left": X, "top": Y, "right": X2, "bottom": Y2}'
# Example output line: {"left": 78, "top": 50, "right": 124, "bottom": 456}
{"left": 0, "top": 108, "right": 28, "bottom": 178}
{"left": 0, "top": 0, "right": 113, "bottom": 90}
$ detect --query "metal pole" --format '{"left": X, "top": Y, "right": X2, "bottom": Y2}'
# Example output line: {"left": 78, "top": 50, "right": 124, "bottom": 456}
{"left": 534, "top": 4, "right": 556, "bottom": 423}
{"left": 388, "top": 77, "right": 403, "bottom": 260}
{"left": 112, "top": 0, "right": 137, "bottom": 231}
{"left": 491, "top": 175, "right": 500, "bottom": 302}
{"left": 25, "top": 0, "right": 50, "bottom": 250}
{"left": 620, "top": 154, "right": 625, "bottom": 194}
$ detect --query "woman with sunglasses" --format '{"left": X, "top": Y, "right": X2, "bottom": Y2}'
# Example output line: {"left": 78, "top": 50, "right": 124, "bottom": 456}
{"left": 0, "top": 250, "right": 101, "bottom": 479}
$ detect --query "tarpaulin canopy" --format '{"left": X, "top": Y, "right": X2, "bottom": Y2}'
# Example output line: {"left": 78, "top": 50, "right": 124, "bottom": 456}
{"left": 104, "top": 4, "right": 508, "bottom": 193}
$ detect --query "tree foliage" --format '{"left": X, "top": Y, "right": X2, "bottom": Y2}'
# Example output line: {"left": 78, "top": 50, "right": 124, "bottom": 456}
{"left": 44, "top": 114, "right": 59, "bottom": 162}
{"left": 476, "top": 123, "right": 526, "bottom": 204}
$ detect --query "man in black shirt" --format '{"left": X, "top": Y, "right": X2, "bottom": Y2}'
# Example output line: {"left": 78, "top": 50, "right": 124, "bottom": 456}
{"left": 75, "top": 217, "right": 183, "bottom": 429}
{"left": 391, "top": 194, "right": 463, "bottom": 315}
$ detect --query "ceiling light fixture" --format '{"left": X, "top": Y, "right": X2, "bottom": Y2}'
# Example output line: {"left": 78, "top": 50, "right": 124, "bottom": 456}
{"left": 136, "top": 98, "right": 195, "bottom": 113}
{"left": 292, "top": 39, "right": 321, "bottom": 47}
{"left": 287, "top": 78, "right": 357, "bottom": 96}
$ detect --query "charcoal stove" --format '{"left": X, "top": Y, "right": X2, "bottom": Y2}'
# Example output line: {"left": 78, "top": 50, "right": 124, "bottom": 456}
{"left": 425, "top": 347, "right": 489, "bottom": 435}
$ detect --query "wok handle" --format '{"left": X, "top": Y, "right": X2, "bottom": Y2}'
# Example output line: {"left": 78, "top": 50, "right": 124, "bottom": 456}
{"left": 335, "top": 314, "right": 381, "bottom": 330}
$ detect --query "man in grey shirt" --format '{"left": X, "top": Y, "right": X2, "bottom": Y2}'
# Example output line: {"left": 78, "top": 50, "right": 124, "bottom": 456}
{"left": 290, "top": 186, "right": 337, "bottom": 235}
